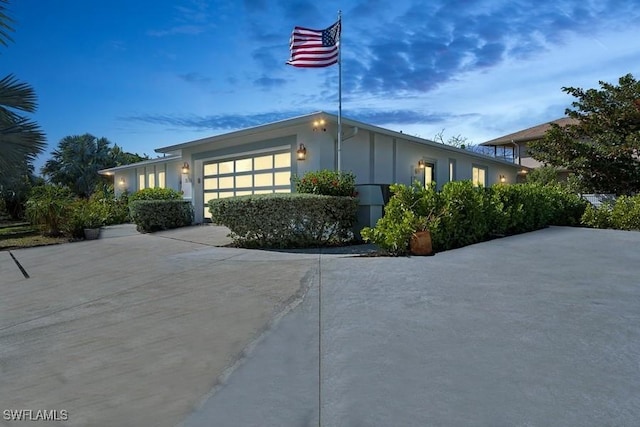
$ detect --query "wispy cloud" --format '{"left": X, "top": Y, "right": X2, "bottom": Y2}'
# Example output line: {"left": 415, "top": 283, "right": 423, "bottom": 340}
{"left": 147, "top": 0, "right": 214, "bottom": 37}
{"left": 178, "top": 72, "right": 212, "bottom": 85}
{"left": 121, "top": 108, "right": 468, "bottom": 133}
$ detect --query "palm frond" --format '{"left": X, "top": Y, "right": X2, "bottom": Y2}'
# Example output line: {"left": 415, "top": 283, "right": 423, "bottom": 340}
{"left": 0, "top": 0, "right": 14, "bottom": 48}
{"left": 0, "top": 115, "right": 46, "bottom": 177}
{"left": 0, "top": 74, "right": 37, "bottom": 113}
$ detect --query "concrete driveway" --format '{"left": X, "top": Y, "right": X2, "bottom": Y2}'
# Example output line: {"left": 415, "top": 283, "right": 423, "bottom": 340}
{"left": 183, "top": 226, "right": 640, "bottom": 427}
{"left": 0, "top": 224, "right": 319, "bottom": 427}
{"left": 1, "top": 226, "right": 639, "bottom": 427}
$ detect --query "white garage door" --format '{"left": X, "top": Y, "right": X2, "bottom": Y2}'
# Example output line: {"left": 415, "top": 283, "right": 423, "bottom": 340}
{"left": 203, "top": 151, "right": 291, "bottom": 219}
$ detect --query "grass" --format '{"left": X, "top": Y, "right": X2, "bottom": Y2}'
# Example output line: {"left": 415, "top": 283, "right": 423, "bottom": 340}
{"left": 0, "top": 234, "right": 71, "bottom": 251}
{"left": 0, "top": 220, "right": 72, "bottom": 250}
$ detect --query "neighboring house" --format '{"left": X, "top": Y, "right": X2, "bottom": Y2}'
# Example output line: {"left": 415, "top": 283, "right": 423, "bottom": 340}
{"left": 480, "top": 117, "right": 578, "bottom": 180}
{"left": 99, "top": 111, "right": 521, "bottom": 228}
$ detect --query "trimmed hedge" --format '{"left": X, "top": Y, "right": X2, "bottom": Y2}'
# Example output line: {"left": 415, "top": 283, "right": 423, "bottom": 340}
{"left": 129, "top": 187, "right": 183, "bottom": 201}
{"left": 208, "top": 193, "right": 358, "bottom": 248}
{"left": 292, "top": 169, "right": 357, "bottom": 197}
{"left": 361, "top": 181, "right": 588, "bottom": 255}
{"left": 129, "top": 200, "right": 194, "bottom": 233}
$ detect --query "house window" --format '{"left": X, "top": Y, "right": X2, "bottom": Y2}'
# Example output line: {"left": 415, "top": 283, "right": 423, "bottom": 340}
{"left": 138, "top": 170, "right": 145, "bottom": 190}
{"left": 449, "top": 159, "right": 456, "bottom": 181}
{"left": 472, "top": 165, "right": 487, "bottom": 187}
{"left": 147, "top": 168, "right": 155, "bottom": 188}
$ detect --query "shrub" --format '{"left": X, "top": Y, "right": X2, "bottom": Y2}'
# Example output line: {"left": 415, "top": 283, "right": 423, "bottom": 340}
{"left": 25, "top": 184, "right": 74, "bottom": 236}
{"left": 129, "top": 200, "right": 194, "bottom": 233}
{"left": 362, "top": 181, "right": 588, "bottom": 255}
{"left": 129, "top": 187, "right": 183, "bottom": 202}
{"left": 292, "top": 169, "right": 357, "bottom": 197}
{"left": 581, "top": 203, "right": 613, "bottom": 229}
{"left": 65, "top": 199, "right": 109, "bottom": 238}
{"left": 610, "top": 195, "right": 640, "bottom": 230}
{"left": 90, "top": 185, "right": 130, "bottom": 225}
{"left": 208, "top": 193, "right": 358, "bottom": 248}
{"left": 360, "top": 182, "right": 442, "bottom": 255}
{"left": 582, "top": 195, "right": 640, "bottom": 230}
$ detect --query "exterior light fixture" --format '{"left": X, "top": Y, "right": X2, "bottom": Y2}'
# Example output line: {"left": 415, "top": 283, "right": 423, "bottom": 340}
{"left": 518, "top": 168, "right": 528, "bottom": 175}
{"left": 418, "top": 159, "right": 426, "bottom": 169}
{"left": 499, "top": 174, "right": 506, "bottom": 183}
{"left": 296, "top": 144, "right": 307, "bottom": 160}
{"left": 181, "top": 162, "right": 190, "bottom": 174}
{"left": 119, "top": 177, "right": 126, "bottom": 186}
{"left": 312, "top": 118, "right": 326, "bottom": 132}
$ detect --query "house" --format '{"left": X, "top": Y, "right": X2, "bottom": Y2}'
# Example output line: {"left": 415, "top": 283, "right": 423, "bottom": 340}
{"left": 480, "top": 117, "right": 578, "bottom": 180}
{"left": 99, "top": 111, "right": 522, "bottom": 228}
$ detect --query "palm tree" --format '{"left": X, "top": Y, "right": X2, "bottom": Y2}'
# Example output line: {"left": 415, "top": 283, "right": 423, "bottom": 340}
{"left": 0, "top": 0, "right": 46, "bottom": 179}
{"left": 42, "top": 134, "right": 113, "bottom": 198}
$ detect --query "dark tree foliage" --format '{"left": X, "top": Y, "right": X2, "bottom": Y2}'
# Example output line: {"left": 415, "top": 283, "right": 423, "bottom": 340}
{"left": 529, "top": 74, "right": 640, "bottom": 195}
{"left": 42, "top": 134, "right": 148, "bottom": 198}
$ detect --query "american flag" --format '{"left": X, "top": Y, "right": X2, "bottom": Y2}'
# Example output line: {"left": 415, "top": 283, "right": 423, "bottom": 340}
{"left": 286, "top": 20, "right": 341, "bottom": 68}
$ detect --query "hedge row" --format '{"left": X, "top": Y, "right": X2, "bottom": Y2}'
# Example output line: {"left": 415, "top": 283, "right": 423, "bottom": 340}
{"left": 361, "top": 181, "right": 588, "bottom": 255}
{"left": 129, "top": 200, "right": 194, "bottom": 233}
{"left": 208, "top": 193, "right": 358, "bottom": 248}
{"left": 581, "top": 194, "right": 640, "bottom": 230}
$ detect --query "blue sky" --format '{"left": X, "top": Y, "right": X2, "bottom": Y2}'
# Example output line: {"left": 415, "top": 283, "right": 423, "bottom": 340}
{"left": 4, "top": 0, "right": 640, "bottom": 171}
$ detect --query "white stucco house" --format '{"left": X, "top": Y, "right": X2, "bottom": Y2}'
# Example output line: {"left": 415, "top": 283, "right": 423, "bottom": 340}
{"left": 99, "top": 112, "right": 522, "bottom": 228}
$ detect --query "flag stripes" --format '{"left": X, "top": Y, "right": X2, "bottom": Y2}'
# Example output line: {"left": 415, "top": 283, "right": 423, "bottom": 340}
{"left": 286, "top": 20, "right": 340, "bottom": 68}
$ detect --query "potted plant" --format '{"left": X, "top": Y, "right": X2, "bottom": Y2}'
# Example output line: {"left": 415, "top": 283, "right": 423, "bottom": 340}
{"left": 80, "top": 201, "right": 105, "bottom": 240}
{"left": 409, "top": 215, "right": 433, "bottom": 256}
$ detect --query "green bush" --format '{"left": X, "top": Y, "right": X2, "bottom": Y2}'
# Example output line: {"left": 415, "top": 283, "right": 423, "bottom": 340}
{"left": 292, "top": 169, "right": 357, "bottom": 197}
{"left": 25, "top": 184, "right": 74, "bottom": 236}
{"left": 65, "top": 199, "right": 109, "bottom": 238}
{"left": 360, "top": 182, "right": 442, "bottom": 255}
{"left": 581, "top": 203, "right": 613, "bottom": 229}
{"left": 362, "top": 181, "right": 587, "bottom": 255}
{"left": 89, "top": 185, "right": 130, "bottom": 225}
{"left": 129, "top": 187, "right": 183, "bottom": 202}
{"left": 582, "top": 195, "right": 640, "bottom": 230}
{"left": 208, "top": 193, "right": 358, "bottom": 248}
{"left": 129, "top": 200, "right": 194, "bottom": 233}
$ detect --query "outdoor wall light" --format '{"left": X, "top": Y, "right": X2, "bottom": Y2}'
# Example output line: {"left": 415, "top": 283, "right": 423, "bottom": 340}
{"left": 499, "top": 174, "right": 506, "bottom": 183}
{"left": 181, "top": 162, "right": 190, "bottom": 174}
{"left": 418, "top": 159, "right": 426, "bottom": 169}
{"left": 313, "top": 118, "right": 326, "bottom": 132}
{"left": 518, "top": 168, "right": 528, "bottom": 175}
{"left": 297, "top": 143, "right": 307, "bottom": 161}
{"left": 119, "top": 177, "right": 126, "bottom": 186}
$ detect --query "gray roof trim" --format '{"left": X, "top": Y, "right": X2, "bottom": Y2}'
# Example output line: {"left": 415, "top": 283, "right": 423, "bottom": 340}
{"left": 98, "top": 155, "right": 182, "bottom": 175}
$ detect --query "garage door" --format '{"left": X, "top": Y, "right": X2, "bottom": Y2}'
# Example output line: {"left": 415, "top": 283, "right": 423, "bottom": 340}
{"left": 203, "top": 151, "right": 291, "bottom": 219}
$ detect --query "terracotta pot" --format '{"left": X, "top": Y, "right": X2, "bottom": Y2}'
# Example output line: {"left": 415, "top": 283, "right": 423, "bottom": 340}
{"left": 410, "top": 230, "right": 433, "bottom": 256}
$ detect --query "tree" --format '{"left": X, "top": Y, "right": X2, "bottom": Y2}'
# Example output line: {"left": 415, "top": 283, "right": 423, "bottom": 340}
{"left": 0, "top": 0, "right": 46, "bottom": 219}
{"left": 42, "top": 134, "right": 148, "bottom": 198}
{"left": 0, "top": 0, "right": 46, "bottom": 180}
{"left": 528, "top": 74, "right": 640, "bottom": 195}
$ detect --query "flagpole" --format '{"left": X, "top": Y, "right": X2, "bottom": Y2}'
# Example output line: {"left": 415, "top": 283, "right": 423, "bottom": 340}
{"left": 337, "top": 10, "right": 342, "bottom": 172}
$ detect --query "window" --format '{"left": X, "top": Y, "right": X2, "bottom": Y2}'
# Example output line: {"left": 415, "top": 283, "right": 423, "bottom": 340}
{"left": 138, "top": 170, "right": 145, "bottom": 190}
{"left": 472, "top": 165, "right": 487, "bottom": 187}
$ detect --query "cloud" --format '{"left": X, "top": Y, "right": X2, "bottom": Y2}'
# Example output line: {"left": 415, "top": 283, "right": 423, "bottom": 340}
{"left": 178, "top": 72, "right": 212, "bottom": 85}
{"left": 147, "top": 0, "right": 214, "bottom": 37}
{"left": 254, "top": 75, "right": 287, "bottom": 89}
{"left": 331, "top": 0, "right": 640, "bottom": 99}
{"left": 147, "top": 25, "right": 208, "bottom": 37}
{"left": 120, "top": 108, "right": 470, "bottom": 135}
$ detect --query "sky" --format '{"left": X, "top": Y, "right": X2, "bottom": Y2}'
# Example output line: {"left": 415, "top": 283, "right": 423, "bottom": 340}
{"left": 4, "top": 0, "right": 640, "bottom": 172}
